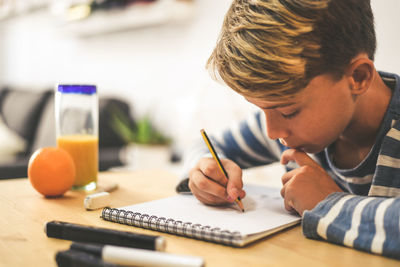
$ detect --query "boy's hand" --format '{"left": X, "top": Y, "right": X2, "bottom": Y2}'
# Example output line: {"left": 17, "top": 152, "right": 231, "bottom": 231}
{"left": 188, "top": 158, "right": 245, "bottom": 205}
{"left": 280, "top": 149, "right": 343, "bottom": 216}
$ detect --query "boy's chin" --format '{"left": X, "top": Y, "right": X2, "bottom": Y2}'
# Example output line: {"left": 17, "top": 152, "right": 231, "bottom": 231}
{"left": 295, "top": 146, "right": 324, "bottom": 154}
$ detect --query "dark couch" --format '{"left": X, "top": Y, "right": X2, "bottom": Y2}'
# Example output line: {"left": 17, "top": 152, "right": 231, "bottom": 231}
{"left": 0, "top": 87, "right": 134, "bottom": 179}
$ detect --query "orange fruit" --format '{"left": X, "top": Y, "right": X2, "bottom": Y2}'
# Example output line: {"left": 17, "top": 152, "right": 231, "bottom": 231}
{"left": 28, "top": 147, "right": 76, "bottom": 197}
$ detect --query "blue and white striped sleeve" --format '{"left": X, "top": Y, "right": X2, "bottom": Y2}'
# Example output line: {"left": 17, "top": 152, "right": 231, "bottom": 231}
{"left": 303, "top": 193, "right": 400, "bottom": 260}
{"left": 180, "top": 111, "right": 281, "bottom": 179}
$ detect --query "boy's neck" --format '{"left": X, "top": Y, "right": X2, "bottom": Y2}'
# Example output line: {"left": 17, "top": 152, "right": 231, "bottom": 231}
{"left": 332, "top": 71, "right": 393, "bottom": 168}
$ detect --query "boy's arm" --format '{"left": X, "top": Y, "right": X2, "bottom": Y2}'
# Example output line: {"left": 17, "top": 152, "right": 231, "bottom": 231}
{"left": 303, "top": 193, "right": 400, "bottom": 260}
{"left": 280, "top": 148, "right": 400, "bottom": 260}
{"left": 303, "top": 118, "right": 400, "bottom": 259}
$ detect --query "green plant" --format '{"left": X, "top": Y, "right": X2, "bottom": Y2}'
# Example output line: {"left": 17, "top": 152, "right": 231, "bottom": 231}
{"left": 111, "top": 106, "right": 171, "bottom": 145}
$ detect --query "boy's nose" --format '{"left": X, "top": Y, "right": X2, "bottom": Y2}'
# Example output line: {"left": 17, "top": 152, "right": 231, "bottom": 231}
{"left": 264, "top": 113, "right": 289, "bottom": 141}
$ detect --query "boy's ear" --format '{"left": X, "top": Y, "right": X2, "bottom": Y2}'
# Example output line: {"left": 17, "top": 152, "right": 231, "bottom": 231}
{"left": 346, "top": 57, "right": 375, "bottom": 95}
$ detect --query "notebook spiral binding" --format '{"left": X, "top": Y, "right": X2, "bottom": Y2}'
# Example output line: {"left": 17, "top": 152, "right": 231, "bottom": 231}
{"left": 101, "top": 207, "right": 243, "bottom": 246}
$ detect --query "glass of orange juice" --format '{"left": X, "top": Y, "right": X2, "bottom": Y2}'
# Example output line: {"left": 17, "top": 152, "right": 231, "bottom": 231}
{"left": 55, "top": 84, "right": 98, "bottom": 191}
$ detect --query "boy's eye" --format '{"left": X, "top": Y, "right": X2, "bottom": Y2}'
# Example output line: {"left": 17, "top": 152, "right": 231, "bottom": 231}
{"left": 281, "top": 110, "right": 300, "bottom": 119}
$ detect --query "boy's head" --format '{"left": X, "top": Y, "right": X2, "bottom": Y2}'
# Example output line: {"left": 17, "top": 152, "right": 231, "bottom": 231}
{"left": 207, "top": 0, "right": 376, "bottom": 101}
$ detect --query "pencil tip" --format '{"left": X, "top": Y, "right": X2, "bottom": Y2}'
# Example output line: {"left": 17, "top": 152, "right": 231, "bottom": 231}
{"left": 236, "top": 198, "right": 244, "bottom": 212}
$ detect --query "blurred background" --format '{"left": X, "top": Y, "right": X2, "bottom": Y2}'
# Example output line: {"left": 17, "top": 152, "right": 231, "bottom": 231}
{"left": 0, "top": 0, "right": 399, "bottom": 178}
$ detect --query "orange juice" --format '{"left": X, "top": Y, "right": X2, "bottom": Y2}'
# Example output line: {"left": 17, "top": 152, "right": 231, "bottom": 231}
{"left": 57, "top": 134, "right": 98, "bottom": 190}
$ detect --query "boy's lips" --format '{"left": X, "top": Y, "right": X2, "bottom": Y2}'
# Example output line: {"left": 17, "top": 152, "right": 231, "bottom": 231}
{"left": 279, "top": 139, "right": 320, "bottom": 153}
{"left": 278, "top": 138, "right": 288, "bottom": 146}
{"left": 279, "top": 139, "right": 307, "bottom": 152}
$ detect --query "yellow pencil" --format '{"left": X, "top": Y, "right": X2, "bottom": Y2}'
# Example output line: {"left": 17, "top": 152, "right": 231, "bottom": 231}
{"left": 200, "top": 129, "right": 245, "bottom": 212}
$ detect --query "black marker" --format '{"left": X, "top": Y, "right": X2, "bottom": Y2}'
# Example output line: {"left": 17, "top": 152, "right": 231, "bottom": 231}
{"left": 45, "top": 221, "right": 165, "bottom": 251}
{"left": 70, "top": 242, "right": 205, "bottom": 267}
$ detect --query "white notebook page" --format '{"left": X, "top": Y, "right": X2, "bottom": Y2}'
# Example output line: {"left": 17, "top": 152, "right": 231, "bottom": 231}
{"left": 120, "top": 184, "right": 300, "bottom": 236}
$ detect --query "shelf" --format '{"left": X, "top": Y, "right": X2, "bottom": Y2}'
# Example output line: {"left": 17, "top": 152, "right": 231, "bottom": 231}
{"left": 59, "top": 0, "right": 194, "bottom": 37}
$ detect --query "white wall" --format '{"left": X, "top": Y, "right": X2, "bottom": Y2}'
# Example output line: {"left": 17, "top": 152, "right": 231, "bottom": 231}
{"left": 371, "top": 0, "right": 400, "bottom": 73}
{"left": 0, "top": 0, "right": 399, "bottom": 153}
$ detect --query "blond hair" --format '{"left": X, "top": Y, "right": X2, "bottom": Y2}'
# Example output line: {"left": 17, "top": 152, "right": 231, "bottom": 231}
{"left": 207, "top": 0, "right": 376, "bottom": 101}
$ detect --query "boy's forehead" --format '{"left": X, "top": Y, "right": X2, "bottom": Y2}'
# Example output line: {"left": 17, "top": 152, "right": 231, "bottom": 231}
{"left": 243, "top": 74, "right": 332, "bottom": 108}
{"left": 244, "top": 96, "right": 300, "bottom": 109}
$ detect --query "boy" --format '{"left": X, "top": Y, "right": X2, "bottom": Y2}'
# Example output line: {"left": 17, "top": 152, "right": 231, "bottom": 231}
{"left": 178, "top": 0, "right": 400, "bottom": 259}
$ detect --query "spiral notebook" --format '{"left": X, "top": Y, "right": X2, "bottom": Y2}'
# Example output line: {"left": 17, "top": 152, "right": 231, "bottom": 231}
{"left": 101, "top": 184, "right": 301, "bottom": 247}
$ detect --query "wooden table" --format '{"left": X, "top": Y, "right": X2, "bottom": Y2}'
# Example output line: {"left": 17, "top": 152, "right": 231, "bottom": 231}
{"left": 0, "top": 169, "right": 398, "bottom": 267}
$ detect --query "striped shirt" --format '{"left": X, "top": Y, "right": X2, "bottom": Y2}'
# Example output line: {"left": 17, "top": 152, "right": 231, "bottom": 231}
{"left": 180, "top": 72, "right": 400, "bottom": 259}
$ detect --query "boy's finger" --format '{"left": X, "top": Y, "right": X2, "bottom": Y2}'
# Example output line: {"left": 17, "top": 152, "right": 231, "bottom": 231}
{"left": 194, "top": 188, "right": 229, "bottom": 205}
{"left": 226, "top": 173, "right": 245, "bottom": 201}
{"left": 189, "top": 169, "right": 228, "bottom": 197}
{"left": 282, "top": 185, "right": 295, "bottom": 212}
{"left": 197, "top": 158, "right": 228, "bottom": 186}
{"left": 281, "top": 149, "right": 317, "bottom": 167}
{"left": 281, "top": 168, "right": 299, "bottom": 185}
{"left": 281, "top": 173, "right": 292, "bottom": 185}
